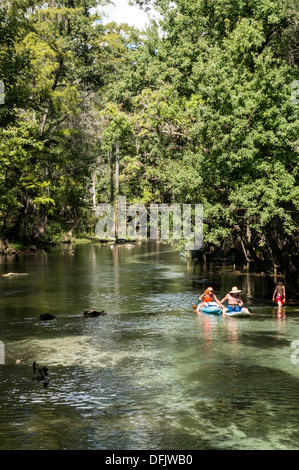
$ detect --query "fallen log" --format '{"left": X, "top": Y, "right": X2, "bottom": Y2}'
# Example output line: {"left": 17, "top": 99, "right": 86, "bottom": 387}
{"left": 2, "top": 272, "right": 28, "bottom": 277}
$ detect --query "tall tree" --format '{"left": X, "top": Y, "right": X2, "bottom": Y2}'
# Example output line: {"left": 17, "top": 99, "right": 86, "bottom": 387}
{"left": 0, "top": 0, "right": 108, "bottom": 242}
{"left": 117, "top": 0, "right": 299, "bottom": 289}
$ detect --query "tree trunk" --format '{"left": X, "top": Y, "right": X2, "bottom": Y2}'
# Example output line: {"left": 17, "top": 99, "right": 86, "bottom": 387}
{"left": 109, "top": 150, "right": 114, "bottom": 203}
{"left": 40, "top": 106, "right": 49, "bottom": 135}
{"left": 92, "top": 169, "right": 97, "bottom": 211}
{"left": 115, "top": 140, "right": 120, "bottom": 196}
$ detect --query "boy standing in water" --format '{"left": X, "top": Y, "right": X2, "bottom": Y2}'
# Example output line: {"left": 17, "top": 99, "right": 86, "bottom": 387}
{"left": 272, "top": 279, "right": 286, "bottom": 307}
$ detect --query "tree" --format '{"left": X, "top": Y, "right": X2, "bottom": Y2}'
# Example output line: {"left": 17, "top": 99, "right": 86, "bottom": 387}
{"left": 0, "top": 0, "right": 109, "bottom": 242}
{"left": 117, "top": 0, "right": 299, "bottom": 290}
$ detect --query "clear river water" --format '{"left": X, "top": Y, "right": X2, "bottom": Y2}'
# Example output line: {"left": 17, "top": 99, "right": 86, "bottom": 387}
{"left": 0, "top": 241, "right": 298, "bottom": 450}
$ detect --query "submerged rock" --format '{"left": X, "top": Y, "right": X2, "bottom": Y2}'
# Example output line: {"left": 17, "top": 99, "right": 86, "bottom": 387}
{"left": 83, "top": 309, "right": 107, "bottom": 318}
{"left": 39, "top": 313, "right": 56, "bottom": 321}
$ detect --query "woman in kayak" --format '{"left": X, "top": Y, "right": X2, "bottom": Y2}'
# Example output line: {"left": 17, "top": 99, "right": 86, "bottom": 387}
{"left": 196, "top": 287, "right": 221, "bottom": 314}
{"left": 220, "top": 286, "right": 246, "bottom": 314}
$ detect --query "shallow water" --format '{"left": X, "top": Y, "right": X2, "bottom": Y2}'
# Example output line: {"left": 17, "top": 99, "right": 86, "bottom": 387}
{"left": 0, "top": 242, "right": 298, "bottom": 450}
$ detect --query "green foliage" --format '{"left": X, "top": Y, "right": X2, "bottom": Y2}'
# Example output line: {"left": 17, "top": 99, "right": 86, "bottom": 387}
{"left": 0, "top": 0, "right": 298, "bottom": 288}
{"left": 0, "top": 0, "right": 107, "bottom": 241}
{"left": 109, "top": 0, "right": 299, "bottom": 285}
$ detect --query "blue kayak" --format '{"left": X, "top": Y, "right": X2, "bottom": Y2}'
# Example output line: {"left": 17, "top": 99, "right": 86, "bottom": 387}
{"left": 224, "top": 308, "right": 251, "bottom": 317}
{"left": 198, "top": 304, "right": 222, "bottom": 315}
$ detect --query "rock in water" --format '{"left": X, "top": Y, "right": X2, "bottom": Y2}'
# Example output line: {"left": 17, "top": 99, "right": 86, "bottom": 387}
{"left": 39, "top": 313, "right": 56, "bottom": 321}
{"left": 83, "top": 309, "right": 107, "bottom": 318}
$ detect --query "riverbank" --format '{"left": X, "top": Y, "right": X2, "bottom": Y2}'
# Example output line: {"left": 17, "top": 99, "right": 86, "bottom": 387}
{"left": 1, "top": 236, "right": 298, "bottom": 299}
{"left": 0, "top": 236, "right": 135, "bottom": 255}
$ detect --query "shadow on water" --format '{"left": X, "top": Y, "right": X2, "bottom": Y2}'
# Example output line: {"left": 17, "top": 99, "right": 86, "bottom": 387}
{"left": 189, "top": 364, "right": 299, "bottom": 449}
{"left": 236, "top": 331, "right": 291, "bottom": 349}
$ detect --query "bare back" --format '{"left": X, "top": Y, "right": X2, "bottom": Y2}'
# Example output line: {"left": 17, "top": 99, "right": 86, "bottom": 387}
{"left": 275, "top": 285, "right": 285, "bottom": 296}
{"left": 223, "top": 293, "right": 242, "bottom": 305}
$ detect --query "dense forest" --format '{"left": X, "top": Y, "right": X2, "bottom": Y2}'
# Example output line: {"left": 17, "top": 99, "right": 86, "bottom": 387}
{"left": 0, "top": 0, "right": 298, "bottom": 293}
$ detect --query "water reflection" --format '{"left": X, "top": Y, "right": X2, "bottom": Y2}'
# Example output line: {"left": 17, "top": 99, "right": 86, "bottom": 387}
{"left": 224, "top": 318, "right": 240, "bottom": 344}
{"left": 273, "top": 306, "right": 286, "bottom": 320}
{"left": 0, "top": 242, "right": 299, "bottom": 450}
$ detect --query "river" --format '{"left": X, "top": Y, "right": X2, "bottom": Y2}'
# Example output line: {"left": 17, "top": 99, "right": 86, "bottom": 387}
{"left": 0, "top": 241, "right": 298, "bottom": 450}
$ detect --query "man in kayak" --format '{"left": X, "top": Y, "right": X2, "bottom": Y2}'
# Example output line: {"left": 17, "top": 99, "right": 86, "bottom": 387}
{"left": 196, "top": 287, "right": 221, "bottom": 314}
{"left": 220, "top": 286, "right": 246, "bottom": 314}
{"left": 272, "top": 279, "right": 286, "bottom": 307}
